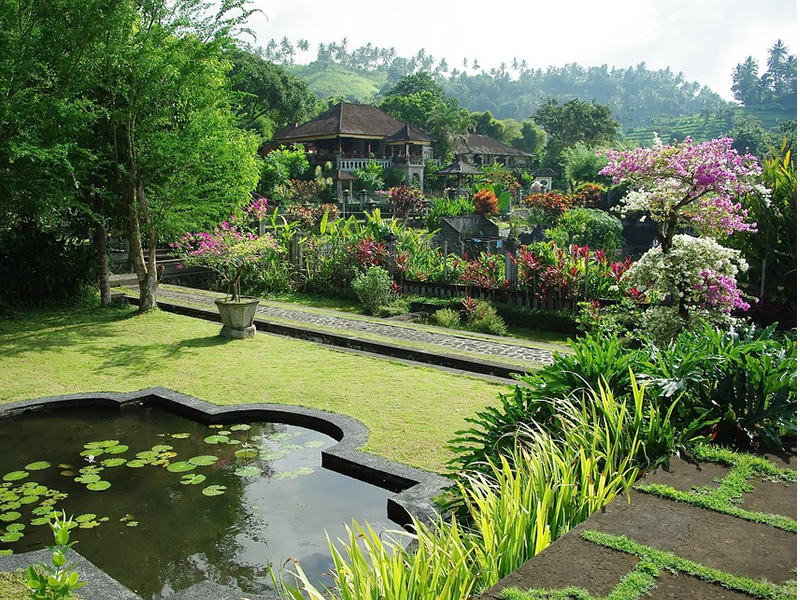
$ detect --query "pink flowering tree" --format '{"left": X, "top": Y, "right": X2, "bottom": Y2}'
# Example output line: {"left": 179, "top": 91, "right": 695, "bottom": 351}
{"left": 600, "top": 136, "right": 767, "bottom": 339}
{"left": 601, "top": 135, "right": 764, "bottom": 251}
{"left": 173, "top": 215, "right": 283, "bottom": 302}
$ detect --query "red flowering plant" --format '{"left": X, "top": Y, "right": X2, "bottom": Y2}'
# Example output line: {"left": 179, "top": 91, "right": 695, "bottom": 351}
{"left": 173, "top": 215, "right": 283, "bottom": 302}
{"left": 348, "top": 236, "right": 388, "bottom": 269}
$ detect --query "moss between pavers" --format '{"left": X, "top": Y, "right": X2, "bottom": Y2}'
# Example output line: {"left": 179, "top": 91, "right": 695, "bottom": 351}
{"left": 636, "top": 444, "right": 797, "bottom": 533}
{"left": 499, "top": 530, "right": 796, "bottom": 600}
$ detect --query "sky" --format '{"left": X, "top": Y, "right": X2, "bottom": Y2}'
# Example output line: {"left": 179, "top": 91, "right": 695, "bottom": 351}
{"left": 245, "top": 0, "right": 798, "bottom": 102}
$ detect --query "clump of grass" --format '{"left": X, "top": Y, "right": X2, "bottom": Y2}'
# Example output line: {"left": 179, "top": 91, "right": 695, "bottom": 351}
{"left": 283, "top": 379, "right": 656, "bottom": 599}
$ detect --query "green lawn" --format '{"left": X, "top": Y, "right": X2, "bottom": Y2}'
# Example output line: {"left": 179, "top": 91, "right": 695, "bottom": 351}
{"left": 0, "top": 305, "right": 509, "bottom": 473}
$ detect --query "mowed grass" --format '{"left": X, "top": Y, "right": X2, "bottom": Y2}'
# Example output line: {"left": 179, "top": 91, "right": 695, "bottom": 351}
{"left": 0, "top": 305, "right": 510, "bottom": 473}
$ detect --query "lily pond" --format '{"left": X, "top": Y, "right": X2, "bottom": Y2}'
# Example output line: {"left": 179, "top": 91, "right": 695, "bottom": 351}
{"left": 0, "top": 406, "right": 400, "bottom": 598}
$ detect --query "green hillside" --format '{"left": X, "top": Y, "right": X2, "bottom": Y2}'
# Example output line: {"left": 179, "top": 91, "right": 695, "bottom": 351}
{"left": 286, "top": 63, "right": 387, "bottom": 102}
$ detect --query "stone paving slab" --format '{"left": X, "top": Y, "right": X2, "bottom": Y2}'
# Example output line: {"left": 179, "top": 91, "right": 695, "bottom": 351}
{"left": 478, "top": 454, "right": 797, "bottom": 599}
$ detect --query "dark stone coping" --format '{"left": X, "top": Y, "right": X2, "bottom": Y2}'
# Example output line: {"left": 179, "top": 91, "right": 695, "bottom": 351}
{"left": 0, "top": 387, "right": 452, "bottom": 599}
{"left": 126, "top": 295, "right": 528, "bottom": 380}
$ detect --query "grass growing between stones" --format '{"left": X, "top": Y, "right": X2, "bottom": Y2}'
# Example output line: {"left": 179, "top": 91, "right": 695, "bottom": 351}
{"left": 500, "top": 530, "right": 797, "bottom": 600}
{"left": 0, "top": 304, "right": 509, "bottom": 473}
{"left": 636, "top": 444, "right": 797, "bottom": 532}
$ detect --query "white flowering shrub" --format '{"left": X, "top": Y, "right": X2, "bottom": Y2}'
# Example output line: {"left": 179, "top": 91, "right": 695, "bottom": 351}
{"left": 624, "top": 235, "right": 750, "bottom": 341}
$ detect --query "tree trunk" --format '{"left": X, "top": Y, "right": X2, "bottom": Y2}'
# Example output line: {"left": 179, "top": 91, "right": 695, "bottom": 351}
{"left": 124, "top": 176, "right": 159, "bottom": 312}
{"left": 93, "top": 193, "right": 112, "bottom": 306}
{"left": 95, "top": 218, "right": 111, "bottom": 306}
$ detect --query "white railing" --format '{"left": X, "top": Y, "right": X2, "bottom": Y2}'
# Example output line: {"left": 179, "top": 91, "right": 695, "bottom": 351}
{"left": 336, "top": 158, "right": 392, "bottom": 171}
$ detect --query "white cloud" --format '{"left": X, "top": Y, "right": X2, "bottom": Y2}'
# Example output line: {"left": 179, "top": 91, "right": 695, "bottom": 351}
{"left": 247, "top": 0, "right": 798, "bottom": 101}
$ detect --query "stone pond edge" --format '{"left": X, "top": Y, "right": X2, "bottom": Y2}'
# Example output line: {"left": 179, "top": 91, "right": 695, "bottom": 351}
{"left": 0, "top": 387, "right": 453, "bottom": 598}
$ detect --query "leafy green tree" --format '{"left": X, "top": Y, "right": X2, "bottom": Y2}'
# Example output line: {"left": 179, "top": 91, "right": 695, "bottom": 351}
{"left": 732, "top": 56, "right": 764, "bottom": 105}
{"left": 94, "top": 0, "right": 262, "bottom": 311}
{"left": 258, "top": 146, "right": 310, "bottom": 201}
{"left": 533, "top": 98, "right": 619, "bottom": 174}
{"left": 379, "top": 72, "right": 452, "bottom": 128}
{"left": 561, "top": 142, "right": 610, "bottom": 191}
{"left": 226, "top": 47, "right": 318, "bottom": 139}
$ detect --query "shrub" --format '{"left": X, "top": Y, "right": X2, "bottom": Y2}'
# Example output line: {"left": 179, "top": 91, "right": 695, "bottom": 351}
{"left": 431, "top": 307, "right": 462, "bottom": 329}
{"left": 389, "top": 185, "right": 426, "bottom": 219}
{"left": 351, "top": 266, "right": 393, "bottom": 315}
{"left": 473, "top": 188, "right": 499, "bottom": 216}
{"left": 466, "top": 300, "right": 508, "bottom": 335}
{"left": 645, "top": 323, "right": 797, "bottom": 450}
{"left": 546, "top": 208, "right": 625, "bottom": 251}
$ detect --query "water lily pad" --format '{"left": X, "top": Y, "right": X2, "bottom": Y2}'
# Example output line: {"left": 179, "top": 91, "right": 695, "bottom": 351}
{"left": 230, "top": 424, "right": 251, "bottom": 431}
{"left": 18, "top": 495, "right": 39, "bottom": 505}
{"left": 25, "top": 485, "right": 48, "bottom": 496}
{"left": 293, "top": 467, "right": 315, "bottom": 476}
{"left": 218, "top": 430, "right": 231, "bottom": 436}
{"left": 188, "top": 455, "right": 218, "bottom": 466}
{"left": 126, "top": 460, "right": 146, "bottom": 468}
{"left": 166, "top": 461, "right": 196, "bottom": 473}
{"left": 126, "top": 521, "right": 139, "bottom": 527}
{"left": 224, "top": 439, "right": 241, "bottom": 445}
{"left": 273, "top": 471, "right": 295, "bottom": 480}
{"left": 1, "top": 531, "right": 23, "bottom": 542}
{"left": 201, "top": 485, "right": 227, "bottom": 497}
{"left": 86, "top": 481, "right": 111, "bottom": 492}
{"left": 30, "top": 517, "right": 50, "bottom": 526}
{"left": 0, "top": 491, "right": 18, "bottom": 502}
{"left": 32, "top": 506, "right": 53, "bottom": 516}
{"left": 75, "top": 474, "right": 101, "bottom": 484}
{"left": 151, "top": 444, "right": 173, "bottom": 453}
{"left": 85, "top": 440, "right": 120, "bottom": 449}
{"left": 203, "top": 435, "right": 229, "bottom": 444}
{"left": 303, "top": 440, "right": 326, "bottom": 449}
{"left": 208, "top": 424, "right": 224, "bottom": 429}
{"left": 234, "top": 466, "right": 261, "bottom": 477}
{"left": 0, "top": 502, "right": 20, "bottom": 511}
{"left": 170, "top": 433, "right": 190, "bottom": 439}
{"left": 2, "top": 471, "right": 28, "bottom": 482}
{"left": 101, "top": 458, "right": 127, "bottom": 468}
{"left": 180, "top": 474, "right": 206, "bottom": 485}
{"left": 119, "top": 514, "right": 135, "bottom": 522}
{"left": 105, "top": 444, "right": 129, "bottom": 455}
{"left": 0, "top": 512, "right": 21, "bottom": 522}
{"left": 0, "top": 549, "right": 12, "bottom": 556}
{"left": 6, "top": 523, "right": 24, "bottom": 532}
{"left": 234, "top": 448, "right": 258, "bottom": 459}
{"left": 57, "top": 464, "right": 72, "bottom": 469}
{"left": 135, "top": 451, "right": 158, "bottom": 460}
{"left": 24, "top": 461, "right": 51, "bottom": 471}
{"left": 78, "top": 520, "right": 100, "bottom": 529}
{"left": 60, "top": 470, "right": 76, "bottom": 477}
{"left": 79, "top": 449, "right": 104, "bottom": 458}
{"left": 75, "top": 514, "right": 97, "bottom": 523}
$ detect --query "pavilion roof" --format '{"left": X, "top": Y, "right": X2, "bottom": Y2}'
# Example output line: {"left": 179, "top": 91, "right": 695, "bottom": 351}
{"left": 273, "top": 101, "right": 412, "bottom": 141}
{"left": 455, "top": 134, "right": 533, "bottom": 157}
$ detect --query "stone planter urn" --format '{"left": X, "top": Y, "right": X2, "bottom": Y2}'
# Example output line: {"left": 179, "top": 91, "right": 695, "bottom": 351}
{"left": 215, "top": 297, "right": 260, "bottom": 339}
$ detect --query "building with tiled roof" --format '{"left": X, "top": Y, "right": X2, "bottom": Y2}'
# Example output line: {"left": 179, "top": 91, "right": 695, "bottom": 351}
{"left": 271, "top": 102, "right": 436, "bottom": 191}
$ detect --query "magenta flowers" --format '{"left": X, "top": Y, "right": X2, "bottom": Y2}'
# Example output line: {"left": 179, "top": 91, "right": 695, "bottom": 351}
{"left": 600, "top": 135, "right": 765, "bottom": 250}
{"left": 172, "top": 215, "right": 282, "bottom": 301}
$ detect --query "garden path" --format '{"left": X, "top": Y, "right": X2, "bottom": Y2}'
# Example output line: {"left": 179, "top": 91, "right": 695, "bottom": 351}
{"left": 121, "top": 283, "right": 559, "bottom": 378}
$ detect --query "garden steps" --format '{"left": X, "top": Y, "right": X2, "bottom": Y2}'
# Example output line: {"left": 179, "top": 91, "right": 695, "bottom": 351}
{"left": 477, "top": 449, "right": 797, "bottom": 599}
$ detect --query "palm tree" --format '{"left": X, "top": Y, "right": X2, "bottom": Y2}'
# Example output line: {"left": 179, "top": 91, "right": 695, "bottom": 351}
{"left": 427, "top": 103, "right": 475, "bottom": 161}
{"left": 297, "top": 38, "right": 309, "bottom": 63}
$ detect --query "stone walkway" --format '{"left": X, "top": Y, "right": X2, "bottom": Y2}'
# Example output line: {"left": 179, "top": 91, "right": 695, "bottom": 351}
{"left": 478, "top": 449, "right": 797, "bottom": 600}
{"left": 146, "top": 285, "right": 558, "bottom": 371}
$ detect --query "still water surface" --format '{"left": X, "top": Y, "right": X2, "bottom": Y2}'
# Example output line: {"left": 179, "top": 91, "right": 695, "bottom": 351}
{"left": 0, "top": 406, "right": 399, "bottom": 598}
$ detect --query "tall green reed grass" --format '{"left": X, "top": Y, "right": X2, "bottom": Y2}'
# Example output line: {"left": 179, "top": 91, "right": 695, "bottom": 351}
{"left": 283, "top": 376, "right": 664, "bottom": 599}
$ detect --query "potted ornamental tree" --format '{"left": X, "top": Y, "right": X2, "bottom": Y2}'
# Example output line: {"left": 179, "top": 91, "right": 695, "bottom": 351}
{"left": 173, "top": 215, "right": 283, "bottom": 338}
